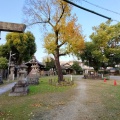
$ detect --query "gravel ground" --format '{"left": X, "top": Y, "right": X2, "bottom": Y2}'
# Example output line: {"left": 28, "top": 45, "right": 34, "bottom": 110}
{"left": 0, "top": 75, "right": 120, "bottom": 120}
{"left": 32, "top": 79, "right": 105, "bottom": 120}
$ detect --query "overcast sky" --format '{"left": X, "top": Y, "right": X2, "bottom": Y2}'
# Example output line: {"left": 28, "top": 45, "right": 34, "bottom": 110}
{"left": 0, "top": 0, "right": 120, "bottom": 62}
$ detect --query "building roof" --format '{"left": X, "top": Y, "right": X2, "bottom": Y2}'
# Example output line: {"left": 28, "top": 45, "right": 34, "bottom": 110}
{"left": 61, "top": 63, "right": 73, "bottom": 70}
{"left": 25, "top": 56, "right": 45, "bottom": 68}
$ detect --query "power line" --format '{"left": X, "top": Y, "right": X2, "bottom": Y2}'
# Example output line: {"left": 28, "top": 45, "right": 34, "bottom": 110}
{"left": 82, "top": 0, "right": 120, "bottom": 16}
{"left": 112, "top": 19, "right": 119, "bottom": 23}
{"left": 63, "top": 0, "right": 111, "bottom": 20}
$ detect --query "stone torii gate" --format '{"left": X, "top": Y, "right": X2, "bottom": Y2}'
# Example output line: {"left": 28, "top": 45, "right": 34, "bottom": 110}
{"left": 0, "top": 21, "right": 26, "bottom": 81}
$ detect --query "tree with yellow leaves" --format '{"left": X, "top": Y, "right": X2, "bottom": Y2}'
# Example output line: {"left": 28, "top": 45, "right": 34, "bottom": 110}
{"left": 24, "top": 0, "right": 85, "bottom": 82}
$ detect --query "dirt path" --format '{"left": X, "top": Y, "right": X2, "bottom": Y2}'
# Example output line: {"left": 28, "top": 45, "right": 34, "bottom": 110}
{"left": 33, "top": 80, "right": 105, "bottom": 120}
{"left": 50, "top": 81, "right": 91, "bottom": 120}
{"left": 0, "top": 82, "right": 16, "bottom": 95}
{"left": 45, "top": 81, "right": 98, "bottom": 120}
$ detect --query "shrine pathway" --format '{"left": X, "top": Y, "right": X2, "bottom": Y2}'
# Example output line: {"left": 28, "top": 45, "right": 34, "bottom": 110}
{"left": 0, "top": 82, "right": 16, "bottom": 95}
{"left": 42, "top": 81, "right": 92, "bottom": 120}
{"left": 35, "top": 76, "right": 105, "bottom": 120}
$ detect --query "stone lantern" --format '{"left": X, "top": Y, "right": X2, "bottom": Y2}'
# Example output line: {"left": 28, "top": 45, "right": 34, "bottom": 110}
{"left": 9, "top": 62, "right": 29, "bottom": 96}
{"left": 27, "top": 56, "right": 40, "bottom": 85}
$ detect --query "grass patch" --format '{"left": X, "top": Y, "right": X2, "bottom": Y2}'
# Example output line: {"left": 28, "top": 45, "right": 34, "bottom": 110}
{"left": 29, "top": 76, "right": 73, "bottom": 95}
{"left": 0, "top": 76, "right": 74, "bottom": 120}
{"left": 84, "top": 79, "right": 120, "bottom": 120}
{"left": 100, "top": 81, "right": 120, "bottom": 119}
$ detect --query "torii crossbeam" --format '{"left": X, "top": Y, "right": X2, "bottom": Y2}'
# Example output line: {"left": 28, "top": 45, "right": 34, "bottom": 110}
{"left": 0, "top": 21, "right": 26, "bottom": 33}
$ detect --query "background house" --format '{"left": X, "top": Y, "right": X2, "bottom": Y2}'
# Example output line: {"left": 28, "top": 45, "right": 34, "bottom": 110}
{"left": 61, "top": 62, "right": 74, "bottom": 74}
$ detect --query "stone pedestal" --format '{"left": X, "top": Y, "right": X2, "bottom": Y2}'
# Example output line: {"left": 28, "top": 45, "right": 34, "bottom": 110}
{"left": 9, "top": 62, "right": 29, "bottom": 96}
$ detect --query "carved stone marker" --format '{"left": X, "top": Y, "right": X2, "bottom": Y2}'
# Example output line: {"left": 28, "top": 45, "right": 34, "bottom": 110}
{"left": 9, "top": 62, "right": 29, "bottom": 96}
{"left": 0, "top": 21, "right": 26, "bottom": 33}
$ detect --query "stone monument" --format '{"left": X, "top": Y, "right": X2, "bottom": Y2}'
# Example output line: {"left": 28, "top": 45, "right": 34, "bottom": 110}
{"left": 9, "top": 62, "right": 29, "bottom": 96}
{"left": 27, "top": 56, "right": 40, "bottom": 85}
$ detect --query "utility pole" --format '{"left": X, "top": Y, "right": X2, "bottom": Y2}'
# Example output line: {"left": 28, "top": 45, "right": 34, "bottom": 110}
{"left": 8, "top": 51, "right": 12, "bottom": 78}
{"left": 8, "top": 51, "right": 16, "bottom": 80}
{"left": 63, "top": 0, "right": 111, "bottom": 20}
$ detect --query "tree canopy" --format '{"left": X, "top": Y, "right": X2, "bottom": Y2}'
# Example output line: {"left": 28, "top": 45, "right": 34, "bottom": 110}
{"left": 78, "top": 20, "right": 120, "bottom": 72}
{"left": 24, "top": 0, "right": 85, "bottom": 82}
{"left": 5, "top": 31, "right": 36, "bottom": 64}
{"left": 71, "top": 61, "right": 83, "bottom": 74}
{"left": 90, "top": 21, "right": 120, "bottom": 67}
{"left": 42, "top": 56, "right": 56, "bottom": 71}
{"left": 0, "top": 44, "right": 10, "bottom": 59}
{"left": 0, "top": 57, "right": 8, "bottom": 69}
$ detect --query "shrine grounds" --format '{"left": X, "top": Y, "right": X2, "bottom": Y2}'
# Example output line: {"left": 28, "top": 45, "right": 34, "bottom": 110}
{"left": 0, "top": 76, "right": 120, "bottom": 120}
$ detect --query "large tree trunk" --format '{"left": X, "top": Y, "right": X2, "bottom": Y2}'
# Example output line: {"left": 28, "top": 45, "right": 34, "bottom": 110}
{"left": 54, "top": 53, "right": 63, "bottom": 83}
{"left": 53, "top": 29, "right": 64, "bottom": 83}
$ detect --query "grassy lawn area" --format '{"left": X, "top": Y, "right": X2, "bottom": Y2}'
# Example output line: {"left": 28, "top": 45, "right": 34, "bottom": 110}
{"left": 84, "top": 79, "right": 120, "bottom": 120}
{"left": 0, "top": 76, "right": 120, "bottom": 120}
{"left": 0, "top": 76, "right": 74, "bottom": 120}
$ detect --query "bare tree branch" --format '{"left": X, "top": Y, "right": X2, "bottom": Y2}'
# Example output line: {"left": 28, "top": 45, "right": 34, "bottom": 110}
{"left": 58, "top": 41, "right": 66, "bottom": 48}
{"left": 56, "top": 3, "right": 66, "bottom": 25}
{"left": 59, "top": 53, "right": 67, "bottom": 56}
{"left": 27, "top": 21, "right": 49, "bottom": 27}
